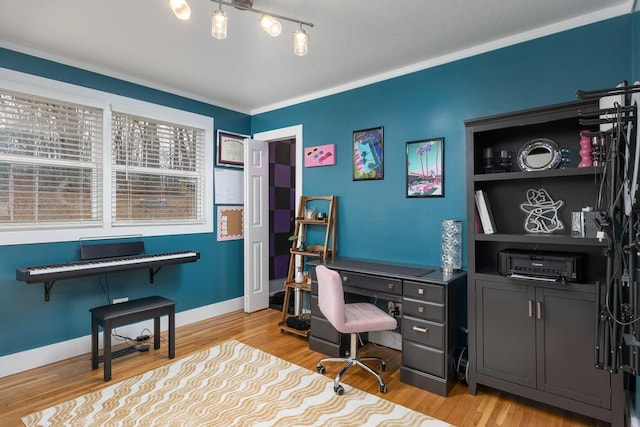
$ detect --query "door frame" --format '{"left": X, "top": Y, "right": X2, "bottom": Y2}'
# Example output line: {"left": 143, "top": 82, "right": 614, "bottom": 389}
{"left": 245, "top": 125, "right": 303, "bottom": 310}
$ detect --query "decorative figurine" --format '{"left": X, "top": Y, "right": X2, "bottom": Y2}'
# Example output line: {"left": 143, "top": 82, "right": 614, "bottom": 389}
{"left": 560, "top": 146, "right": 573, "bottom": 169}
{"left": 578, "top": 130, "right": 593, "bottom": 168}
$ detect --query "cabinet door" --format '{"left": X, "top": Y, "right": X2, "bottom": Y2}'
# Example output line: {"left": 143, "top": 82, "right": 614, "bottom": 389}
{"left": 536, "top": 287, "right": 610, "bottom": 408}
{"left": 477, "top": 280, "right": 536, "bottom": 387}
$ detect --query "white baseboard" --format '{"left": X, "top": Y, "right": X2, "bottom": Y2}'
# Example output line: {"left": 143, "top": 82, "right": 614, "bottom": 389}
{"left": 0, "top": 297, "right": 243, "bottom": 378}
{"left": 368, "top": 330, "right": 402, "bottom": 351}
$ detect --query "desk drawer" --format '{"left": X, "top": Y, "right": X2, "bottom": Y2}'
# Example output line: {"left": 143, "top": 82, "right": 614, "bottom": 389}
{"left": 340, "top": 271, "right": 401, "bottom": 296}
{"left": 403, "top": 317, "right": 444, "bottom": 350}
{"left": 311, "top": 295, "right": 324, "bottom": 318}
{"left": 311, "top": 316, "right": 340, "bottom": 343}
{"left": 403, "top": 299, "right": 444, "bottom": 322}
{"left": 403, "top": 341, "right": 445, "bottom": 378}
{"left": 404, "top": 281, "right": 444, "bottom": 304}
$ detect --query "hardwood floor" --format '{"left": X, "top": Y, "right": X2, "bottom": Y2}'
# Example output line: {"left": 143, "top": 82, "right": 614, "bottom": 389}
{"left": 0, "top": 308, "right": 605, "bottom": 426}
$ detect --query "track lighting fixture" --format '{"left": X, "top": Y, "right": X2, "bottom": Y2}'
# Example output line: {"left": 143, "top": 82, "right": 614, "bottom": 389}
{"left": 169, "top": 0, "right": 191, "bottom": 20}
{"left": 293, "top": 25, "right": 308, "bottom": 57}
{"left": 169, "top": 0, "right": 313, "bottom": 56}
{"left": 211, "top": 7, "right": 228, "bottom": 39}
{"left": 259, "top": 14, "right": 282, "bottom": 37}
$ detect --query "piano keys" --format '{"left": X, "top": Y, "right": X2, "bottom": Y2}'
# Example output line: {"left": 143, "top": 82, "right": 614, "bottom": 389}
{"left": 16, "top": 241, "right": 200, "bottom": 301}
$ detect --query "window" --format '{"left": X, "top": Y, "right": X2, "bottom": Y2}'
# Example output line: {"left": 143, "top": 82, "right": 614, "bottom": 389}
{"left": 0, "top": 69, "right": 213, "bottom": 245}
{"left": 0, "top": 89, "right": 103, "bottom": 228}
{"left": 111, "top": 111, "right": 205, "bottom": 225}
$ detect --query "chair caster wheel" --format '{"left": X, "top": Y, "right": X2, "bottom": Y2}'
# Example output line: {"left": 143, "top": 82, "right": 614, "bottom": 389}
{"left": 334, "top": 385, "right": 344, "bottom": 395}
{"left": 316, "top": 365, "right": 326, "bottom": 374}
{"left": 379, "top": 384, "right": 388, "bottom": 393}
{"left": 380, "top": 361, "right": 387, "bottom": 371}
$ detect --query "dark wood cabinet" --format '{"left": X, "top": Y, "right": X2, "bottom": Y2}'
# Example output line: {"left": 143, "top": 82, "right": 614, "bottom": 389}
{"left": 476, "top": 280, "right": 611, "bottom": 409}
{"left": 476, "top": 280, "right": 536, "bottom": 387}
{"left": 466, "top": 100, "right": 623, "bottom": 425}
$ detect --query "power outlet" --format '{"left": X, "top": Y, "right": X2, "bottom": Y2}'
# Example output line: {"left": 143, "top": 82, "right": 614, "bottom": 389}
{"left": 113, "top": 297, "right": 129, "bottom": 304}
{"left": 387, "top": 301, "right": 401, "bottom": 317}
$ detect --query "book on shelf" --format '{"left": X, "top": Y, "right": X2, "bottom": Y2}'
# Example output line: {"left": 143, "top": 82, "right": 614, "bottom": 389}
{"left": 473, "top": 203, "right": 483, "bottom": 233}
{"left": 474, "top": 189, "right": 497, "bottom": 234}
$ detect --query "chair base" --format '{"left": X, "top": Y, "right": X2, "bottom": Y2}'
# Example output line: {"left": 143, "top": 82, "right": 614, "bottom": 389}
{"left": 316, "top": 333, "right": 389, "bottom": 394}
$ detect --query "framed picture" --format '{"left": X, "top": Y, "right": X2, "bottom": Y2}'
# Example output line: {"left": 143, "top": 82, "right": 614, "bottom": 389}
{"left": 216, "top": 130, "right": 248, "bottom": 168}
{"left": 353, "top": 126, "right": 384, "bottom": 180}
{"left": 304, "top": 144, "right": 336, "bottom": 167}
{"left": 406, "top": 137, "right": 444, "bottom": 197}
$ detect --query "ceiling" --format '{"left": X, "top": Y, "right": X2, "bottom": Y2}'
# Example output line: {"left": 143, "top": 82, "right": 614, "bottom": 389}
{"left": 0, "top": 0, "right": 634, "bottom": 114}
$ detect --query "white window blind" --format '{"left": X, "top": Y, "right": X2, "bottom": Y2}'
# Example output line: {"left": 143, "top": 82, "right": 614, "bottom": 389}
{"left": 111, "top": 111, "right": 205, "bottom": 224}
{"left": 0, "top": 89, "right": 103, "bottom": 228}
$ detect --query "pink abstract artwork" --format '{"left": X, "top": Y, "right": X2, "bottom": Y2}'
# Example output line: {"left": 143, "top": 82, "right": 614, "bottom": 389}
{"left": 304, "top": 144, "right": 336, "bottom": 167}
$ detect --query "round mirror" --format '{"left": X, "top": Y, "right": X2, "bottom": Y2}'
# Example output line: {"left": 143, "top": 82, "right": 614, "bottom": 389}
{"left": 517, "top": 139, "right": 561, "bottom": 172}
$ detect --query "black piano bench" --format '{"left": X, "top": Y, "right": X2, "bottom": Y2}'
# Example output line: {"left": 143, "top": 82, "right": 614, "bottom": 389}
{"left": 90, "top": 296, "right": 176, "bottom": 381}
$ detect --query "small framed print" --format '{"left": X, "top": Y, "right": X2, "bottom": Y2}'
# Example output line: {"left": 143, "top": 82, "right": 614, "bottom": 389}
{"left": 353, "top": 126, "right": 384, "bottom": 181}
{"left": 406, "top": 137, "right": 444, "bottom": 197}
{"left": 216, "top": 130, "right": 248, "bottom": 168}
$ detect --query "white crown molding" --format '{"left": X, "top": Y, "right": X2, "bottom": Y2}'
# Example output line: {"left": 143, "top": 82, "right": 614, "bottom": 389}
{"left": 251, "top": 3, "right": 632, "bottom": 115}
{"left": 0, "top": 39, "right": 252, "bottom": 115}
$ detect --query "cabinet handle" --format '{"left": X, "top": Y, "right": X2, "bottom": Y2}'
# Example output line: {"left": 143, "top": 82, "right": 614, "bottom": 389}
{"left": 412, "top": 325, "right": 429, "bottom": 333}
{"left": 418, "top": 288, "right": 424, "bottom": 295}
{"left": 528, "top": 300, "right": 533, "bottom": 317}
{"left": 536, "top": 302, "right": 542, "bottom": 319}
{"left": 418, "top": 306, "right": 424, "bottom": 314}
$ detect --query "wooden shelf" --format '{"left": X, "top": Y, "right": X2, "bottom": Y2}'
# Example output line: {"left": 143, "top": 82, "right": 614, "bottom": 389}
{"left": 290, "top": 249, "right": 333, "bottom": 258}
{"left": 473, "top": 166, "right": 604, "bottom": 182}
{"left": 473, "top": 233, "right": 608, "bottom": 246}
{"left": 279, "top": 195, "right": 337, "bottom": 338}
{"left": 279, "top": 321, "right": 311, "bottom": 337}
{"left": 284, "top": 280, "right": 311, "bottom": 291}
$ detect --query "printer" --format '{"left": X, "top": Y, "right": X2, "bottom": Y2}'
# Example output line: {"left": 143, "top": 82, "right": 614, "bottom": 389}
{"left": 498, "top": 249, "right": 584, "bottom": 283}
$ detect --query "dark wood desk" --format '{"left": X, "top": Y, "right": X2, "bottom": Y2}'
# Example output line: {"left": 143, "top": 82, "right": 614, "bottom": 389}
{"left": 90, "top": 296, "right": 176, "bottom": 381}
{"left": 308, "top": 258, "right": 467, "bottom": 396}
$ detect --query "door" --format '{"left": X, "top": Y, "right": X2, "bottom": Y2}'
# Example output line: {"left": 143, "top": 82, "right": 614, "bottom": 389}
{"left": 477, "top": 280, "right": 537, "bottom": 387}
{"left": 536, "top": 287, "right": 611, "bottom": 408}
{"left": 245, "top": 125, "right": 303, "bottom": 311}
{"left": 244, "top": 138, "right": 269, "bottom": 312}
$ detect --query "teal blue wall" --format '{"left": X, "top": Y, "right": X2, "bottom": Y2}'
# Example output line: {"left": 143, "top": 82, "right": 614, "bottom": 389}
{"left": 0, "top": 13, "right": 635, "bottom": 357}
{"left": 252, "top": 16, "right": 632, "bottom": 267}
{"left": 0, "top": 48, "right": 251, "bottom": 356}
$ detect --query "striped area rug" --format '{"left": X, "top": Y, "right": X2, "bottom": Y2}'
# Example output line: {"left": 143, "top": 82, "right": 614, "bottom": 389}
{"left": 23, "top": 340, "right": 452, "bottom": 426}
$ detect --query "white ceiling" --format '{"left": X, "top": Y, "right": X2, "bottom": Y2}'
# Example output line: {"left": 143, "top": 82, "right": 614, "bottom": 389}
{"left": 0, "top": 0, "right": 634, "bottom": 114}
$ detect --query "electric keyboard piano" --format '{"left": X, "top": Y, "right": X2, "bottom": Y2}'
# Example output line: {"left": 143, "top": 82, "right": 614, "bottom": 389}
{"left": 16, "top": 242, "right": 200, "bottom": 301}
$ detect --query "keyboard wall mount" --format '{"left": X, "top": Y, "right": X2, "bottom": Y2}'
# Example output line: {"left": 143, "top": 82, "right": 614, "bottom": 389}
{"left": 16, "top": 240, "right": 200, "bottom": 301}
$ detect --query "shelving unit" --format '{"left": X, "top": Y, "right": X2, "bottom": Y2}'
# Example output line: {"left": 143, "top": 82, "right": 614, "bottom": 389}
{"left": 279, "top": 195, "right": 337, "bottom": 337}
{"left": 465, "top": 99, "right": 623, "bottom": 425}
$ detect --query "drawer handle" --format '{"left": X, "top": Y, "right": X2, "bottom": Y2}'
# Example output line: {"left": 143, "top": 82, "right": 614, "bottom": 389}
{"left": 418, "top": 288, "right": 424, "bottom": 295}
{"left": 418, "top": 306, "right": 424, "bottom": 313}
{"left": 387, "top": 283, "right": 394, "bottom": 289}
{"left": 412, "top": 325, "right": 429, "bottom": 333}
{"left": 537, "top": 302, "right": 542, "bottom": 319}
{"left": 342, "top": 276, "right": 348, "bottom": 282}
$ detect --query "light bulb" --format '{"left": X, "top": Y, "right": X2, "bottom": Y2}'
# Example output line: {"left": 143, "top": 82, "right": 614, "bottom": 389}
{"left": 211, "top": 9, "right": 228, "bottom": 39}
{"left": 293, "top": 28, "right": 308, "bottom": 56}
{"left": 169, "top": 0, "right": 191, "bottom": 20}
{"left": 259, "top": 14, "right": 282, "bottom": 37}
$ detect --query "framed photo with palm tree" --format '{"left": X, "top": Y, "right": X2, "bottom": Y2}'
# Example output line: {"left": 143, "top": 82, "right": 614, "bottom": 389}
{"left": 406, "top": 137, "right": 444, "bottom": 197}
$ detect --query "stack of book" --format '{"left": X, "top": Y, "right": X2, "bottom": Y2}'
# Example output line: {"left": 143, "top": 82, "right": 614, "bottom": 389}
{"left": 474, "top": 189, "right": 497, "bottom": 234}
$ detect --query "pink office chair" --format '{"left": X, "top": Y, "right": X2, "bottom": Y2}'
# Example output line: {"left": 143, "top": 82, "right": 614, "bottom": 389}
{"left": 315, "top": 265, "right": 398, "bottom": 394}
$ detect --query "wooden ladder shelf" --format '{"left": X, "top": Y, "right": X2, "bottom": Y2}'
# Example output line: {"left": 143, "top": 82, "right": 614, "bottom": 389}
{"left": 279, "top": 195, "right": 337, "bottom": 337}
